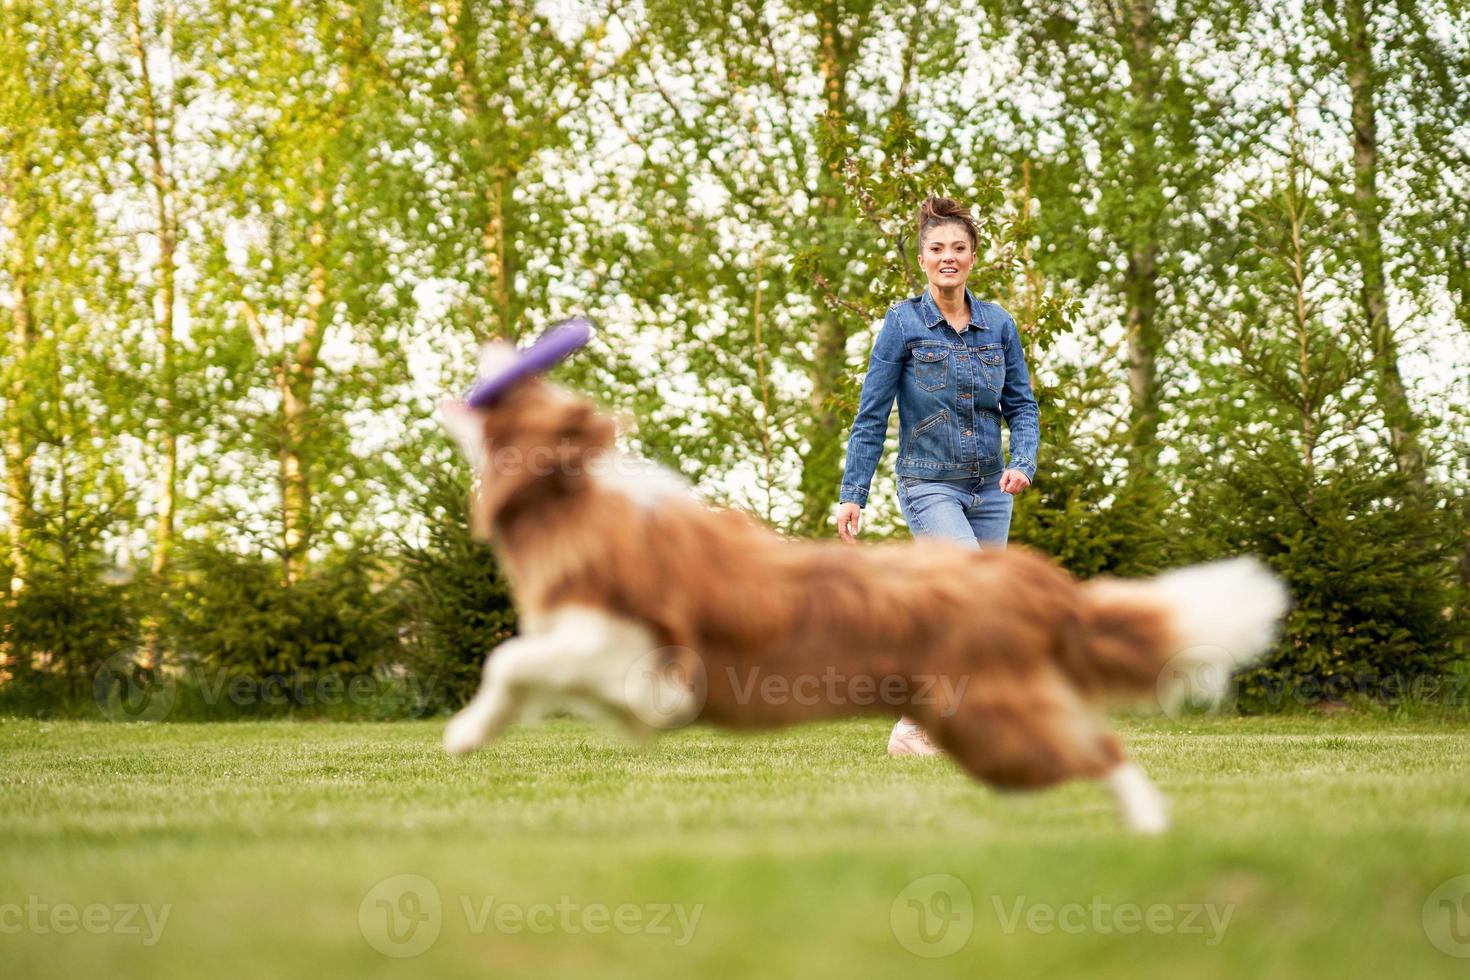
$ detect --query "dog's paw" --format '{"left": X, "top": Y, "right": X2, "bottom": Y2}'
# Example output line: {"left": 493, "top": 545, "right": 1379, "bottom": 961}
{"left": 443, "top": 712, "right": 486, "bottom": 756}
{"left": 1108, "top": 762, "right": 1170, "bottom": 835}
{"left": 1125, "top": 804, "right": 1170, "bottom": 836}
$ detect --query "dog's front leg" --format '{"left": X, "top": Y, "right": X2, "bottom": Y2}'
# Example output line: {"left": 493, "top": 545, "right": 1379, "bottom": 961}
{"left": 443, "top": 606, "right": 680, "bottom": 755}
{"left": 443, "top": 635, "right": 547, "bottom": 755}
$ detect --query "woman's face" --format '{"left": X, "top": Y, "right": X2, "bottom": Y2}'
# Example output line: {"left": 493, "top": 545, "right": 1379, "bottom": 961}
{"left": 918, "top": 222, "right": 975, "bottom": 291}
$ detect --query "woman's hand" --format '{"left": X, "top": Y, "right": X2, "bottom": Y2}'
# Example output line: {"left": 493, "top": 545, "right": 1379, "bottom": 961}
{"left": 998, "top": 469, "right": 1031, "bottom": 495}
{"left": 836, "top": 502, "right": 863, "bottom": 543}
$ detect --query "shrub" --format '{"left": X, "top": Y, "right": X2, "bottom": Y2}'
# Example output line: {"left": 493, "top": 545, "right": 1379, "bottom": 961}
{"left": 395, "top": 460, "right": 517, "bottom": 713}
{"left": 158, "top": 540, "right": 406, "bottom": 717}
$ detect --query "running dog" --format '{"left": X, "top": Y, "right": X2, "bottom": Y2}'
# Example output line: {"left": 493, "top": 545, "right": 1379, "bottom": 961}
{"left": 438, "top": 342, "right": 1288, "bottom": 833}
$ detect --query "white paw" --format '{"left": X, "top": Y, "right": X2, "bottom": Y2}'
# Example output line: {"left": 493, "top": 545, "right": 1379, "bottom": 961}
{"left": 1109, "top": 762, "right": 1171, "bottom": 834}
{"left": 1125, "top": 804, "right": 1171, "bottom": 835}
{"left": 443, "top": 711, "right": 486, "bottom": 756}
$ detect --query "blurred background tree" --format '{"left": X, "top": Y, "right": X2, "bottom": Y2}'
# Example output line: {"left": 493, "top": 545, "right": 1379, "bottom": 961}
{"left": 0, "top": 0, "right": 1465, "bottom": 714}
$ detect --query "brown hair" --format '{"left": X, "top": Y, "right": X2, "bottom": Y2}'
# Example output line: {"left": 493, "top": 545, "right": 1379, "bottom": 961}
{"left": 917, "top": 196, "right": 979, "bottom": 250}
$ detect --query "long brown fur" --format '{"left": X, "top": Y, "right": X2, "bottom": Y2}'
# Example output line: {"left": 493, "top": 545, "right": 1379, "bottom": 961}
{"left": 458, "top": 378, "right": 1196, "bottom": 792}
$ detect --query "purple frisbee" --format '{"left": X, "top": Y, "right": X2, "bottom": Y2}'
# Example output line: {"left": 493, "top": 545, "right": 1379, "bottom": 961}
{"left": 465, "top": 317, "right": 593, "bottom": 408}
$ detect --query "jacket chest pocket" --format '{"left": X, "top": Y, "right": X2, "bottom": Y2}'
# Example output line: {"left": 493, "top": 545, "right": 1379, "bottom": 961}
{"left": 912, "top": 347, "right": 950, "bottom": 391}
{"left": 977, "top": 346, "right": 1004, "bottom": 391}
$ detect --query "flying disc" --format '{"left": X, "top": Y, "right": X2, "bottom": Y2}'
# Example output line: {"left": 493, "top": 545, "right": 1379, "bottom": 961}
{"left": 466, "top": 317, "right": 593, "bottom": 408}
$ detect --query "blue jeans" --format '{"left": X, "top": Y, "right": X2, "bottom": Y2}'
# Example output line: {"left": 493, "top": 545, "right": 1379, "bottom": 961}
{"left": 896, "top": 474, "right": 1012, "bottom": 548}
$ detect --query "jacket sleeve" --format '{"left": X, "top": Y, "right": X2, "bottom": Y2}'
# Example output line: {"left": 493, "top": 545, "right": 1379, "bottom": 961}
{"left": 999, "top": 312, "right": 1040, "bottom": 482}
{"left": 838, "top": 310, "right": 905, "bottom": 506}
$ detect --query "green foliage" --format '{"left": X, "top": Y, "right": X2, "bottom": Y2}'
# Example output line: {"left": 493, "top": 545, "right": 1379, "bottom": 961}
{"left": 160, "top": 541, "right": 401, "bottom": 698}
{"left": 1192, "top": 456, "right": 1461, "bottom": 709}
{"left": 1, "top": 0, "right": 1466, "bottom": 717}
{"left": 1178, "top": 110, "right": 1465, "bottom": 703}
{"left": 395, "top": 456, "right": 517, "bottom": 713}
{"left": 0, "top": 557, "right": 138, "bottom": 708}
{"left": 1012, "top": 464, "right": 1181, "bottom": 579}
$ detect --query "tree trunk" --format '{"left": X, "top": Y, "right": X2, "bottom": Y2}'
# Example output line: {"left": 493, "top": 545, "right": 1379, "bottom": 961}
{"left": 444, "top": 0, "right": 522, "bottom": 342}
{"left": 130, "top": 0, "right": 179, "bottom": 577}
{"left": 1121, "top": 0, "right": 1162, "bottom": 471}
{"left": 3, "top": 176, "right": 32, "bottom": 598}
{"left": 752, "top": 248, "right": 774, "bottom": 524}
{"left": 274, "top": 2, "right": 375, "bottom": 584}
{"left": 279, "top": 160, "right": 329, "bottom": 586}
{"left": 279, "top": 358, "right": 312, "bottom": 586}
{"left": 1343, "top": 0, "right": 1427, "bottom": 488}
{"left": 483, "top": 172, "right": 519, "bottom": 341}
{"left": 1286, "top": 98, "right": 1317, "bottom": 491}
{"left": 128, "top": 0, "right": 179, "bottom": 666}
{"left": 1460, "top": 494, "right": 1470, "bottom": 591}
{"left": 795, "top": 0, "right": 852, "bottom": 536}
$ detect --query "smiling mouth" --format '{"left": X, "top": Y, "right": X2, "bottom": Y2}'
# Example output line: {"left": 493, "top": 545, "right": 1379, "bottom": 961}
{"left": 940, "top": 267, "right": 959, "bottom": 274}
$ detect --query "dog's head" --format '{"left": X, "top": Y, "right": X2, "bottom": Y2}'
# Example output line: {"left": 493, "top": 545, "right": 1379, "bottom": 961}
{"left": 440, "top": 341, "right": 616, "bottom": 541}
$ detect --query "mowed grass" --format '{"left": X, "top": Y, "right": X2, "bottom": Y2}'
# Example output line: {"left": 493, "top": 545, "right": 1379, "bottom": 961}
{"left": 3, "top": 715, "right": 1470, "bottom": 979}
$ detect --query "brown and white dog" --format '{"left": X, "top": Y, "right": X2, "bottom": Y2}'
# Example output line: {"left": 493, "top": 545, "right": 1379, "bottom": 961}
{"left": 439, "top": 347, "right": 1289, "bottom": 833}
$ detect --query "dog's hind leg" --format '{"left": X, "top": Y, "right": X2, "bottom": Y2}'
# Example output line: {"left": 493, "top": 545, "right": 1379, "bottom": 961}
{"left": 1103, "top": 758, "right": 1169, "bottom": 835}
{"left": 918, "top": 672, "right": 1169, "bottom": 833}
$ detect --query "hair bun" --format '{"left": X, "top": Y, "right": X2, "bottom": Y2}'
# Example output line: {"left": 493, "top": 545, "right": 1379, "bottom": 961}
{"left": 917, "top": 196, "right": 979, "bottom": 249}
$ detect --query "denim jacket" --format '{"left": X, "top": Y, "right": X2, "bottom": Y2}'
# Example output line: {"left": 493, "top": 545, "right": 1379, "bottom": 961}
{"left": 838, "top": 287, "right": 1039, "bottom": 506}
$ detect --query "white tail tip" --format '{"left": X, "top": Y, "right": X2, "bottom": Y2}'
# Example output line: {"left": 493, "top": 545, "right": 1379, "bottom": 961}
{"left": 1154, "top": 557, "right": 1290, "bottom": 710}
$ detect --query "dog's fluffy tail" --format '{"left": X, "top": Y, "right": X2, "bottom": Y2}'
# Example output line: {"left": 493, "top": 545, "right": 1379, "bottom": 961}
{"left": 1068, "top": 557, "right": 1290, "bottom": 708}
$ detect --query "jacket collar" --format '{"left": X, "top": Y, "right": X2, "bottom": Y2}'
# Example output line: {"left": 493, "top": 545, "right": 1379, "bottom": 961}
{"left": 920, "top": 286, "right": 985, "bottom": 330}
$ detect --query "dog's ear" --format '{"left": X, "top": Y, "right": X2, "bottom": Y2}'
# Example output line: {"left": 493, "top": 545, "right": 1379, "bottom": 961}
{"left": 439, "top": 399, "right": 487, "bottom": 465}
{"left": 556, "top": 401, "right": 616, "bottom": 450}
{"left": 545, "top": 400, "right": 616, "bottom": 487}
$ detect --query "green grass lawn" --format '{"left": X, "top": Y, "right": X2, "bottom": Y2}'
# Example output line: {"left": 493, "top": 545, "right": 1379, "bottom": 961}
{"left": 4, "top": 714, "right": 1470, "bottom": 979}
